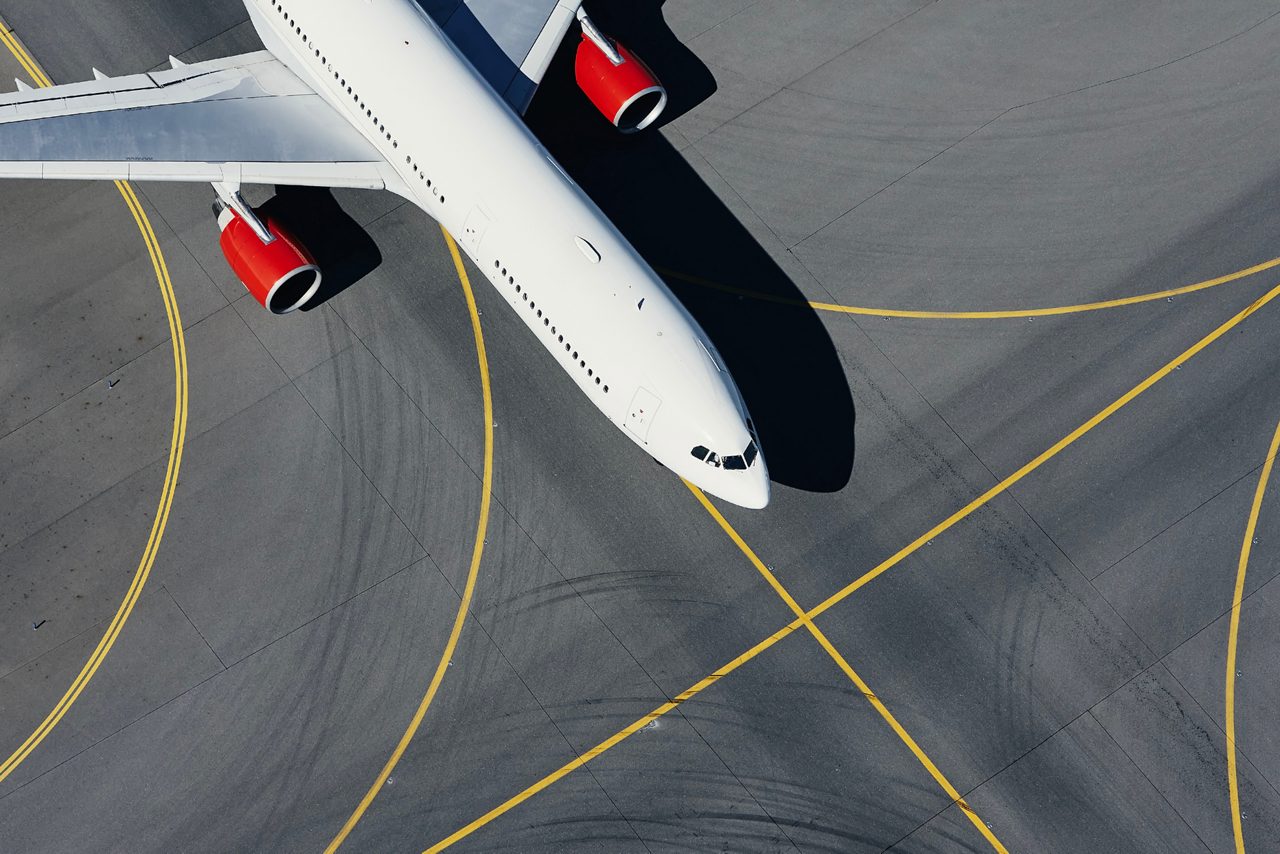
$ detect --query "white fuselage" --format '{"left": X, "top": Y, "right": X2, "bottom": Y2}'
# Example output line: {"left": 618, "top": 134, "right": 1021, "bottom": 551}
{"left": 247, "top": 0, "right": 769, "bottom": 508}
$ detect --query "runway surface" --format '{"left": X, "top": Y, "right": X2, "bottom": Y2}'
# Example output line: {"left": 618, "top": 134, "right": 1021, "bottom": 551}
{"left": 4, "top": 1, "right": 1280, "bottom": 851}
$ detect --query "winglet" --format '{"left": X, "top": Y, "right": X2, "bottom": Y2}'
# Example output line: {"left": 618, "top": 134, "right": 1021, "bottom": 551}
{"left": 14, "top": 78, "right": 31, "bottom": 92}
{"left": 169, "top": 55, "right": 186, "bottom": 68}
{"left": 92, "top": 68, "right": 108, "bottom": 80}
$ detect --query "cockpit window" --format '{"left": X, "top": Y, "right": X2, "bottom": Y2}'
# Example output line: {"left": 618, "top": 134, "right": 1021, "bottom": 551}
{"left": 690, "top": 437, "right": 759, "bottom": 470}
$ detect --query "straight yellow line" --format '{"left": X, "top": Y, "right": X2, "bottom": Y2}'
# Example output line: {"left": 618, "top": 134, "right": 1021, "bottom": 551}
{"left": 425, "top": 277, "right": 1280, "bottom": 852}
{"left": 661, "top": 256, "right": 1280, "bottom": 320}
{"left": 425, "top": 624, "right": 801, "bottom": 854}
{"left": 686, "top": 483, "right": 1008, "bottom": 853}
{"left": 325, "top": 226, "right": 494, "bottom": 851}
{"left": 1225, "top": 419, "right": 1280, "bottom": 854}
{"left": 0, "top": 36, "right": 187, "bottom": 786}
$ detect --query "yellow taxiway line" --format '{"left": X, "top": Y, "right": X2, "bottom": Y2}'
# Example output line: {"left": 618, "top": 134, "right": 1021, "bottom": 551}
{"left": 687, "top": 483, "right": 1009, "bottom": 853}
{"left": 325, "top": 227, "right": 494, "bottom": 851}
{"left": 0, "top": 28, "right": 188, "bottom": 787}
{"left": 664, "top": 256, "right": 1280, "bottom": 320}
{"left": 1225, "top": 419, "right": 1280, "bottom": 854}
{"left": 425, "top": 277, "right": 1280, "bottom": 851}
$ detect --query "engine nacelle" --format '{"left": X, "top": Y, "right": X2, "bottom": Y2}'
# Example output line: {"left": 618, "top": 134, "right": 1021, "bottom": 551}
{"left": 574, "top": 34, "right": 668, "bottom": 133}
{"left": 216, "top": 205, "right": 321, "bottom": 314}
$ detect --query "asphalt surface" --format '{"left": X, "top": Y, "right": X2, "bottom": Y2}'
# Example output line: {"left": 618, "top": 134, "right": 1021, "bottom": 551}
{"left": 3, "top": 1, "right": 1280, "bottom": 852}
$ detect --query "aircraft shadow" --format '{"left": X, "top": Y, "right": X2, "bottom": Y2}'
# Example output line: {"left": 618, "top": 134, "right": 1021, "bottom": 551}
{"left": 259, "top": 186, "right": 383, "bottom": 310}
{"left": 526, "top": 0, "right": 856, "bottom": 494}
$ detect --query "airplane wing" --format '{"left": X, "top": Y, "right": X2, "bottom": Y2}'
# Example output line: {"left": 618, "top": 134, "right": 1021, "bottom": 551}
{"left": 0, "top": 50, "right": 390, "bottom": 189}
{"left": 425, "top": 0, "right": 582, "bottom": 114}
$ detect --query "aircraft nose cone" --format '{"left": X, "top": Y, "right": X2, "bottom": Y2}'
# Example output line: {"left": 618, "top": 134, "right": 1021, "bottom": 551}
{"left": 736, "top": 469, "right": 771, "bottom": 509}
{"left": 703, "top": 460, "right": 770, "bottom": 509}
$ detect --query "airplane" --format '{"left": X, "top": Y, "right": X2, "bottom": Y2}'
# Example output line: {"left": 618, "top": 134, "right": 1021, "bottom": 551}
{"left": 0, "top": 0, "right": 770, "bottom": 509}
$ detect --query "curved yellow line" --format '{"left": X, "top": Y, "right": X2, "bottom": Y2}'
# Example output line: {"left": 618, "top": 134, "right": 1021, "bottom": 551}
{"left": 0, "top": 31, "right": 188, "bottom": 787}
{"left": 0, "top": 27, "right": 46, "bottom": 86}
{"left": 686, "top": 483, "right": 1008, "bottom": 854}
{"left": 325, "top": 226, "right": 494, "bottom": 852}
{"left": 424, "top": 277, "right": 1280, "bottom": 852}
{"left": 662, "top": 256, "right": 1280, "bottom": 320}
{"left": 1225, "top": 419, "right": 1280, "bottom": 854}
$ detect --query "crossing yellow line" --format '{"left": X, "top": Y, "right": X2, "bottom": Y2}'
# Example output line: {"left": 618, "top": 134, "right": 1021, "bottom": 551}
{"left": 663, "top": 256, "right": 1280, "bottom": 320}
{"left": 0, "top": 30, "right": 188, "bottom": 786}
{"left": 424, "top": 276, "right": 1280, "bottom": 851}
{"left": 686, "top": 483, "right": 1008, "bottom": 853}
{"left": 1225, "top": 419, "right": 1280, "bottom": 854}
{"left": 325, "top": 226, "right": 494, "bottom": 851}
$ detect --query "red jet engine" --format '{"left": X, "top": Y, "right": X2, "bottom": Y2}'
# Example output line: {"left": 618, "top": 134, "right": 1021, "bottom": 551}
{"left": 574, "top": 14, "right": 668, "bottom": 133}
{"left": 216, "top": 204, "right": 321, "bottom": 314}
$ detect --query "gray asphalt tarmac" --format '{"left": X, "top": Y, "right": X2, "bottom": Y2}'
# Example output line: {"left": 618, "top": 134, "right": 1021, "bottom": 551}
{"left": 3, "top": 1, "right": 1280, "bottom": 852}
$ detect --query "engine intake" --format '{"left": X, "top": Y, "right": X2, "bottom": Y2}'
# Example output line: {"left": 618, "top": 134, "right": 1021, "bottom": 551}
{"left": 574, "top": 33, "right": 668, "bottom": 133}
{"left": 216, "top": 204, "right": 321, "bottom": 314}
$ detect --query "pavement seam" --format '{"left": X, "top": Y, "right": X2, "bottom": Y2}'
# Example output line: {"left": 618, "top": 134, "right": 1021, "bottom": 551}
{"left": 160, "top": 583, "right": 226, "bottom": 671}
{"left": 661, "top": 64, "right": 781, "bottom": 147}
{"left": 677, "top": 0, "right": 766, "bottom": 44}
{"left": 0, "top": 304, "right": 284, "bottom": 561}
{"left": 0, "top": 612, "right": 114, "bottom": 683}
{"left": 1085, "top": 707, "right": 1214, "bottom": 853}
{"left": 787, "top": 107, "right": 1012, "bottom": 252}
{"left": 687, "top": 147, "right": 792, "bottom": 259}
{"left": 357, "top": 198, "right": 411, "bottom": 230}
{"left": 0, "top": 555, "right": 430, "bottom": 804}
{"left": 430, "top": 565, "right": 658, "bottom": 854}
{"left": 1012, "top": 8, "right": 1280, "bottom": 114}
{"left": 0, "top": 254, "right": 219, "bottom": 451}
{"left": 132, "top": 183, "right": 234, "bottom": 312}
{"left": 230, "top": 302, "right": 439, "bottom": 594}
{"left": 143, "top": 18, "right": 251, "bottom": 73}
{"left": 762, "top": 0, "right": 943, "bottom": 102}
{"left": 788, "top": 8, "right": 1280, "bottom": 254}
{"left": 1163, "top": 654, "right": 1280, "bottom": 802}
{"left": 1092, "top": 459, "right": 1276, "bottom": 587}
